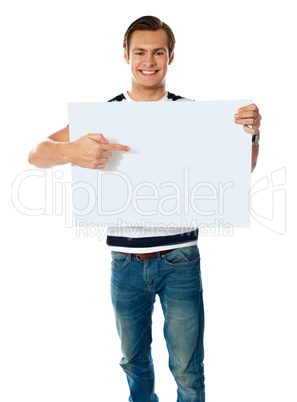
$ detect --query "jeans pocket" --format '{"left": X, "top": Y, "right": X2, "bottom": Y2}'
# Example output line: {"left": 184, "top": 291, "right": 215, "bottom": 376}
{"left": 111, "top": 251, "right": 130, "bottom": 270}
{"left": 162, "top": 245, "right": 200, "bottom": 267}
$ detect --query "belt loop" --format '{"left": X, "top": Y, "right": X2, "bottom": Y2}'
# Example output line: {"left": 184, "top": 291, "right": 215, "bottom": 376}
{"left": 156, "top": 251, "right": 161, "bottom": 260}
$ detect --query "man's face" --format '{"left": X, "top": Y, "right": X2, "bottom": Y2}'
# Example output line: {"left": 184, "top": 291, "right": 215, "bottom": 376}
{"left": 124, "top": 29, "right": 174, "bottom": 90}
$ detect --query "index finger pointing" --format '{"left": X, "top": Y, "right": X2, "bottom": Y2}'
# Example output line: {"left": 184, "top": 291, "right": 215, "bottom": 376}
{"left": 104, "top": 143, "right": 130, "bottom": 152}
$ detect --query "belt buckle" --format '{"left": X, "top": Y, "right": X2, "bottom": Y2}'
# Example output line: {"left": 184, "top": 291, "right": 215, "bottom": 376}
{"left": 136, "top": 254, "right": 142, "bottom": 261}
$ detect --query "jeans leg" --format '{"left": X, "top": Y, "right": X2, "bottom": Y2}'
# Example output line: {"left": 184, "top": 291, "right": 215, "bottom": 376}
{"left": 158, "top": 246, "right": 205, "bottom": 402}
{"left": 110, "top": 253, "right": 159, "bottom": 402}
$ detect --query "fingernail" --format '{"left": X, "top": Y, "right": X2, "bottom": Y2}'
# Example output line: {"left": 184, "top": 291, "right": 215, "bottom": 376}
{"left": 237, "top": 108, "right": 242, "bottom": 112}
{"left": 234, "top": 113, "right": 239, "bottom": 118}
{"left": 126, "top": 147, "right": 130, "bottom": 151}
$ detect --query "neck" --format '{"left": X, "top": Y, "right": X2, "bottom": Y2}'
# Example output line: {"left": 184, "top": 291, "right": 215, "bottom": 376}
{"left": 127, "top": 83, "right": 167, "bottom": 102}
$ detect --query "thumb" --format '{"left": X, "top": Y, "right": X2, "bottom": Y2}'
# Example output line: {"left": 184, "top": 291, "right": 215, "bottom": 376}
{"left": 89, "top": 133, "right": 109, "bottom": 144}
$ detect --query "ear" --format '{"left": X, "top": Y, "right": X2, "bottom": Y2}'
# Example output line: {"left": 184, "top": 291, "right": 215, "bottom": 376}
{"left": 169, "top": 51, "right": 174, "bottom": 65}
{"left": 124, "top": 50, "right": 130, "bottom": 64}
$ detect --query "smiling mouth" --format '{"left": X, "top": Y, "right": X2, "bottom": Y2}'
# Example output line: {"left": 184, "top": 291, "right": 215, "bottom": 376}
{"left": 139, "top": 70, "right": 159, "bottom": 76}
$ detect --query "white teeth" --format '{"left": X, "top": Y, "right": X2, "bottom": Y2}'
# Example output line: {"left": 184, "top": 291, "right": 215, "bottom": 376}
{"left": 141, "top": 70, "right": 157, "bottom": 74}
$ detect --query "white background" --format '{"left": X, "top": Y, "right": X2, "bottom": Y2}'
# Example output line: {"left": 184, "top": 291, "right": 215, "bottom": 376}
{"left": 1, "top": 0, "right": 296, "bottom": 401}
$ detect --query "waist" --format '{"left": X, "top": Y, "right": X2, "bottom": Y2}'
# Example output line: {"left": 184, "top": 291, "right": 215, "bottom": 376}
{"left": 120, "top": 248, "right": 175, "bottom": 261}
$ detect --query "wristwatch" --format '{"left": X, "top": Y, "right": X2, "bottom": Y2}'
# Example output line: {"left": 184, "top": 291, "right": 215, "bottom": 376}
{"left": 252, "top": 131, "right": 260, "bottom": 145}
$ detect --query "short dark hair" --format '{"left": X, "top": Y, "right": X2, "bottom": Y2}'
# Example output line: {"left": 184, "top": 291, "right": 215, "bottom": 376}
{"left": 123, "top": 15, "right": 176, "bottom": 60}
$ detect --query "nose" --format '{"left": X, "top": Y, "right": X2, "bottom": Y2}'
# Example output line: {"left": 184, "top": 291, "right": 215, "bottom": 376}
{"left": 143, "top": 52, "right": 156, "bottom": 67}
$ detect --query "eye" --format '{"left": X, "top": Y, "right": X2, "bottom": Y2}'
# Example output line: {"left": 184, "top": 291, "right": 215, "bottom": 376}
{"left": 155, "top": 52, "right": 163, "bottom": 55}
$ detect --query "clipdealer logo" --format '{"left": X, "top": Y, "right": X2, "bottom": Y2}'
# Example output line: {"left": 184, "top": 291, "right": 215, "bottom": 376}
{"left": 11, "top": 167, "right": 234, "bottom": 218}
{"left": 11, "top": 166, "right": 287, "bottom": 235}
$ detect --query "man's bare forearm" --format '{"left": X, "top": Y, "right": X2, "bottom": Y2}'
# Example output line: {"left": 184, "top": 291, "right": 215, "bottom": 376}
{"left": 28, "top": 128, "right": 130, "bottom": 170}
{"left": 28, "top": 139, "right": 71, "bottom": 168}
{"left": 251, "top": 143, "right": 259, "bottom": 173}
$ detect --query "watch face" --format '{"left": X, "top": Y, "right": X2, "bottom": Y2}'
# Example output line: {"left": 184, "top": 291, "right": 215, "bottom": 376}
{"left": 253, "top": 131, "right": 260, "bottom": 142}
{"left": 256, "top": 131, "right": 260, "bottom": 141}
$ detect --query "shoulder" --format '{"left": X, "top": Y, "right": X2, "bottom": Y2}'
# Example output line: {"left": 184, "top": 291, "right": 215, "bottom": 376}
{"left": 167, "top": 91, "right": 194, "bottom": 101}
{"left": 107, "top": 93, "right": 127, "bottom": 102}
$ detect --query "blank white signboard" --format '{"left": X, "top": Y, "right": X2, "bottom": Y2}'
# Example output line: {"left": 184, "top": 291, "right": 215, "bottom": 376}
{"left": 68, "top": 100, "right": 252, "bottom": 228}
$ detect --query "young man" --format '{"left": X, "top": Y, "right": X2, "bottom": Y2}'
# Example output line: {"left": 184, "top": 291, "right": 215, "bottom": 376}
{"left": 28, "top": 15, "right": 261, "bottom": 402}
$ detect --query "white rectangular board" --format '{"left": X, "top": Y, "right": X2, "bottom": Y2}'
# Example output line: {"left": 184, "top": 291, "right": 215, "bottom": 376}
{"left": 68, "top": 100, "right": 252, "bottom": 228}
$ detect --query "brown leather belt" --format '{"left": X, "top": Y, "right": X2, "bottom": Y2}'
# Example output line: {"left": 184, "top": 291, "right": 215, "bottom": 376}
{"left": 121, "top": 249, "right": 175, "bottom": 261}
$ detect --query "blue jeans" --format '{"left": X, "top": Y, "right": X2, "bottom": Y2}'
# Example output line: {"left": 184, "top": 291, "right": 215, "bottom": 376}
{"left": 110, "top": 245, "right": 205, "bottom": 402}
